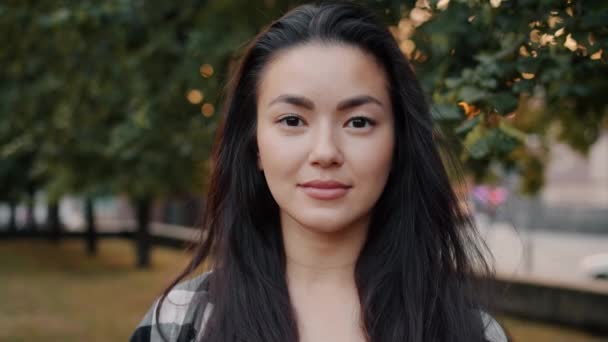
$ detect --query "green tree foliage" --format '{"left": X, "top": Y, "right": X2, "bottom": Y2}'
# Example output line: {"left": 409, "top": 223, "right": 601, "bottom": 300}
{"left": 389, "top": 0, "right": 607, "bottom": 193}
{"left": 1, "top": 0, "right": 606, "bottom": 210}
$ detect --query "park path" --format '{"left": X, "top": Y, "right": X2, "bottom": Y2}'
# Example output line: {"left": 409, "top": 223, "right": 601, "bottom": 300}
{"left": 478, "top": 218, "right": 608, "bottom": 294}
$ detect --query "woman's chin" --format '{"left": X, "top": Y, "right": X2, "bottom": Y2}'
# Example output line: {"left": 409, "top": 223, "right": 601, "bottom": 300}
{"left": 279, "top": 205, "right": 370, "bottom": 236}
{"left": 293, "top": 215, "right": 359, "bottom": 235}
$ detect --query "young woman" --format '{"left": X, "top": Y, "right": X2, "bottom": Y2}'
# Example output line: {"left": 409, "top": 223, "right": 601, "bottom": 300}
{"left": 131, "top": 2, "right": 507, "bottom": 341}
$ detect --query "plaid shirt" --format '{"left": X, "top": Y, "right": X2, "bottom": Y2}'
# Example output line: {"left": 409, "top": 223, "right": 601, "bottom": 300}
{"left": 130, "top": 271, "right": 508, "bottom": 342}
{"left": 130, "top": 272, "right": 214, "bottom": 342}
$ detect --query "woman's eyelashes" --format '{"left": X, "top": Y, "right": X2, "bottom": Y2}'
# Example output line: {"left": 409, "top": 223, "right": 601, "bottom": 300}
{"left": 277, "top": 114, "right": 377, "bottom": 128}
{"left": 277, "top": 114, "right": 305, "bottom": 127}
{"left": 346, "top": 116, "right": 376, "bottom": 128}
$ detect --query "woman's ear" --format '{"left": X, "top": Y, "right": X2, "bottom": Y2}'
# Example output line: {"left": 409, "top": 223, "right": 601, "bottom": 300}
{"left": 257, "top": 152, "right": 263, "bottom": 171}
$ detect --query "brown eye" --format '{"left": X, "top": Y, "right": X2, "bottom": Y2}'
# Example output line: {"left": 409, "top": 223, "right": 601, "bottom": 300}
{"left": 346, "top": 116, "right": 376, "bottom": 128}
{"left": 278, "top": 115, "right": 304, "bottom": 127}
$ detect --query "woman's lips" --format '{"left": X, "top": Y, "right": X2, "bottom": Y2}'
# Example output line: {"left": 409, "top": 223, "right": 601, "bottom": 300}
{"left": 300, "top": 186, "right": 350, "bottom": 200}
{"left": 298, "top": 181, "right": 352, "bottom": 200}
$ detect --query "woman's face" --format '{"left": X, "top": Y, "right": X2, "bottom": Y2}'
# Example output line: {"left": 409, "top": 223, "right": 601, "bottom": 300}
{"left": 256, "top": 43, "right": 394, "bottom": 234}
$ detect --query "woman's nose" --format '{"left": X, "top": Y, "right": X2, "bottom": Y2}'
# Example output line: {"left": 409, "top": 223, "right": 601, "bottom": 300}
{"left": 307, "top": 122, "right": 344, "bottom": 168}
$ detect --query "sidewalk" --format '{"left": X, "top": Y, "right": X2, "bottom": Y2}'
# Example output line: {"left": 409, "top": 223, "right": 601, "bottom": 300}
{"left": 478, "top": 218, "right": 608, "bottom": 294}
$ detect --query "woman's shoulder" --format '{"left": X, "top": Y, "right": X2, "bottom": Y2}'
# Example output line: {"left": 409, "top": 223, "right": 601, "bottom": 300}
{"left": 480, "top": 310, "right": 509, "bottom": 342}
{"left": 130, "top": 271, "right": 214, "bottom": 342}
{"left": 129, "top": 272, "right": 507, "bottom": 342}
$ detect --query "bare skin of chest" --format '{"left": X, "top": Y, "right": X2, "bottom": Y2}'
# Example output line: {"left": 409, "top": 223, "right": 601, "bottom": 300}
{"left": 290, "top": 286, "right": 367, "bottom": 342}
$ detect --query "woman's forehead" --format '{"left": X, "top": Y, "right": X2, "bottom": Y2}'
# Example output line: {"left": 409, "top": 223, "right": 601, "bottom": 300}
{"left": 257, "top": 43, "right": 390, "bottom": 108}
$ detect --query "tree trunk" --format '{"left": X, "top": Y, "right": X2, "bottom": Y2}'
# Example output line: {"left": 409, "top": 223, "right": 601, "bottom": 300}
{"left": 7, "top": 200, "right": 16, "bottom": 232}
{"left": 135, "top": 197, "right": 151, "bottom": 268}
{"left": 26, "top": 187, "right": 37, "bottom": 231}
{"left": 48, "top": 202, "right": 61, "bottom": 242}
{"left": 85, "top": 197, "right": 97, "bottom": 255}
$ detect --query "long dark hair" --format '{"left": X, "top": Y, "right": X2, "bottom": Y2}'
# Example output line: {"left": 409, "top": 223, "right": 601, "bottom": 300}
{"left": 158, "top": 2, "right": 493, "bottom": 341}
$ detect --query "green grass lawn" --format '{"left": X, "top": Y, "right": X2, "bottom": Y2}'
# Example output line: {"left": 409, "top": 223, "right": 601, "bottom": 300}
{"left": 0, "top": 239, "right": 606, "bottom": 341}
{"left": 0, "top": 239, "right": 193, "bottom": 342}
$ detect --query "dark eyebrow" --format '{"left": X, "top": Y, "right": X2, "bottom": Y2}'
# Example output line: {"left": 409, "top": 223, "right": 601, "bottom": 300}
{"left": 267, "top": 94, "right": 384, "bottom": 111}
{"left": 337, "top": 95, "right": 384, "bottom": 111}
{"left": 268, "top": 94, "right": 315, "bottom": 110}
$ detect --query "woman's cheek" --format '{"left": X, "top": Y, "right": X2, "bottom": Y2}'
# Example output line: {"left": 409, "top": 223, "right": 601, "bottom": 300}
{"left": 354, "top": 144, "right": 393, "bottom": 206}
{"left": 259, "top": 132, "right": 305, "bottom": 189}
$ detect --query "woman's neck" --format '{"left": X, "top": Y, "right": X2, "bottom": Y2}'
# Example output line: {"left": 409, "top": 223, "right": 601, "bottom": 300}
{"left": 280, "top": 211, "right": 369, "bottom": 289}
